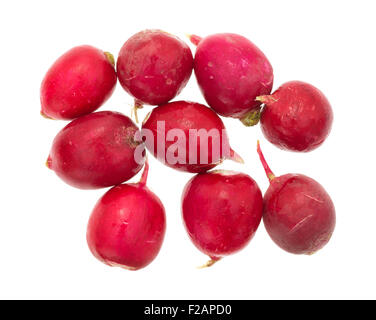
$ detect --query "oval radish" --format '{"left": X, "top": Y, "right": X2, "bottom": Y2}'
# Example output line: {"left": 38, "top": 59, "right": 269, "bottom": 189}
{"left": 41, "top": 45, "right": 117, "bottom": 120}
{"left": 189, "top": 33, "right": 273, "bottom": 126}
{"left": 141, "top": 100, "right": 243, "bottom": 173}
{"left": 46, "top": 111, "right": 144, "bottom": 189}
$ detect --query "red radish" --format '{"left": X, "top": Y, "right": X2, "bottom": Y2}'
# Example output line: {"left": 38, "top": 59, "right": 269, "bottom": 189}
{"left": 46, "top": 111, "right": 145, "bottom": 189}
{"left": 87, "top": 161, "right": 166, "bottom": 270}
{"left": 259, "top": 81, "right": 333, "bottom": 152}
{"left": 41, "top": 45, "right": 117, "bottom": 120}
{"left": 257, "top": 141, "right": 336, "bottom": 254}
{"left": 182, "top": 170, "right": 263, "bottom": 267}
{"left": 117, "top": 30, "right": 193, "bottom": 109}
{"left": 189, "top": 33, "right": 273, "bottom": 126}
{"left": 141, "top": 100, "right": 243, "bottom": 173}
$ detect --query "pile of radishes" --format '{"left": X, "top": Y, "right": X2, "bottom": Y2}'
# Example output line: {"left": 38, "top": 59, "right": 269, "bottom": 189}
{"left": 42, "top": 30, "right": 335, "bottom": 270}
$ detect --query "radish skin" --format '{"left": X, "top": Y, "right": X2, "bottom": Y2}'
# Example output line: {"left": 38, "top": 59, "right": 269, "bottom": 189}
{"left": 47, "top": 111, "right": 144, "bottom": 189}
{"left": 260, "top": 81, "right": 333, "bottom": 152}
{"left": 41, "top": 45, "right": 117, "bottom": 120}
{"left": 142, "top": 100, "right": 243, "bottom": 173}
{"left": 189, "top": 33, "right": 273, "bottom": 125}
{"left": 117, "top": 30, "right": 193, "bottom": 107}
{"left": 87, "top": 161, "right": 166, "bottom": 270}
{"left": 182, "top": 170, "right": 263, "bottom": 266}
{"left": 257, "top": 141, "right": 336, "bottom": 254}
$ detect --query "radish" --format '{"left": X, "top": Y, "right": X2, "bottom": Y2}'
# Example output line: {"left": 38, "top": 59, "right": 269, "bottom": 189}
{"left": 117, "top": 30, "right": 193, "bottom": 116}
{"left": 41, "top": 45, "right": 117, "bottom": 120}
{"left": 257, "top": 141, "right": 336, "bottom": 254}
{"left": 189, "top": 33, "right": 273, "bottom": 126}
{"left": 259, "top": 81, "right": 333, "bottom": 152}
{"left": 87, "top": 160, "right": 166, "bottom": 270}
{"left": 46, "top": 111, "right": 145, "bottom": 189}
{"left": 181, "top": 170, "right": 263, "bottom": 267}
{"left": 141, "top": 100, "right": 243, "bottom": 173}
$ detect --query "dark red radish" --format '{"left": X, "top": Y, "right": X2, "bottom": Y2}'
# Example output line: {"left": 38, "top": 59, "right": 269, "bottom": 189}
{"left": 189, "top": 33, "right": 273, "bottom": 125}
{"left": 41, "top": 45, "right": 117, "bottom": 120}
{"left": 87, "top": 161, "right": 166, "bottom": 270}
{"left": 46, "top": 111, "right": 145, "bottom": 189}
{"left": 259, "top": 81, "right": 333, "bottom": 152}
{"left": 141, "top": 100, "right": 243, "bottom": 173}
{"left": 117, "top": 30, "right": 193, "bottom": 109}
{"left": 182, "top": 170, "right": 263, "bottom": 267}
{"left": 257, "top": 141, "right": 336, "bottom": 255}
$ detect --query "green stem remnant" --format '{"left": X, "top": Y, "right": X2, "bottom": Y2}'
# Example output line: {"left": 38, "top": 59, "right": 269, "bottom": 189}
{"left": 256, "top": 140, "right": 275, "bottom": 182}
{"left": 240, "top": 108, "right": 261, "bottom": 127}
{"left": 104, "top": 51, "right": 115, "bottom": 67}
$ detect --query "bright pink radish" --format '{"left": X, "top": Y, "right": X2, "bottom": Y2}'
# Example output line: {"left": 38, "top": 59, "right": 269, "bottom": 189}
{"left": 46, "top": 111, "right": 145, "bottom": 189}
{"left": 141, "top": 100, "right": 243, "bottom": 173}
{"left": 257, "top": 141, "right": 336, "bottom": 254}
{"left": 41, "top": 45, "right": 117, "bottom": 120}
{"left": 182, "top": 170, "right": 263, "bottom": 267}
{"left": 259, "top": 81, "right": 333, "bottom": 152}
{"left": 189, "top": 33, "right": 273, "bottom": 125}
{"left": 87, "top": 161, "right": 166, "bottom": 270}
{"left": 117, "top": 30, "right": 193, "bottom": 107}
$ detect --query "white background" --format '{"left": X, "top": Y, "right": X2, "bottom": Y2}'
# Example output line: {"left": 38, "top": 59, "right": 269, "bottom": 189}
{"left": 0, "top": 0, "right": 375, "bottom": 300}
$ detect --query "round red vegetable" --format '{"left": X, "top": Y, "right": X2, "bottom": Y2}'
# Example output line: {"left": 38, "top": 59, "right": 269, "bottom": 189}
{"left": 40, "top": 45, "right": 117, "bottom": 120}
{"left": 189, "top": 33, "right": 273, "bottom": 126}
{"left": 259, "top": 81, "right": 333, "bottom": 152}
{"left": 141, "top": 100, "right": 243, "bottom": 173}
{"left": 182, "top": 170, "right": 263, "bottom": 267}
{"left": 46, "top": 111, "right": 145, "bottom": 189}
{"left": 87, "top": 161, "right": 166, "bottom": 270}
{"left": 257, "top": 141, "right": 336, "bottom": 254}
{"left": 117, "top": 30, "right": 193, "bottom": 107}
